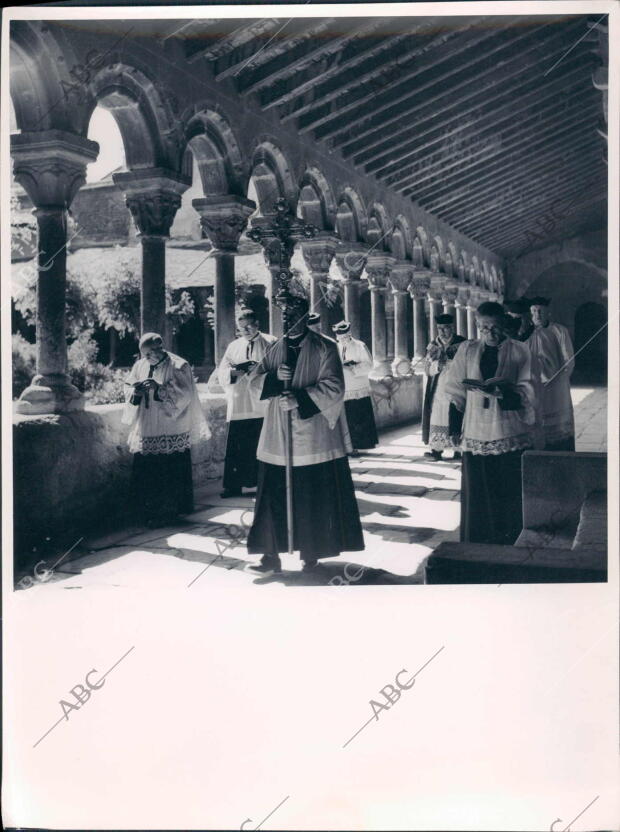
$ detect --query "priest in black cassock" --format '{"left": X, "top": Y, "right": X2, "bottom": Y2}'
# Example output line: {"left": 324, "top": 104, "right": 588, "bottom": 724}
{"left": 246, "top": 295, "right": 365, "bottom": 575}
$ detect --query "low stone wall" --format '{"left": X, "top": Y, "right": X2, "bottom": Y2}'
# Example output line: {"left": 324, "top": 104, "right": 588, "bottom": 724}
{"left": 12, "top": 375, "right": 422, "bottom": 570}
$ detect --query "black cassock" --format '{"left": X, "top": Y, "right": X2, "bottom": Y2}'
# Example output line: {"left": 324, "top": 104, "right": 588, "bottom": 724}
{"left": 222, "top": 418, "right": 263, "bottom": 491}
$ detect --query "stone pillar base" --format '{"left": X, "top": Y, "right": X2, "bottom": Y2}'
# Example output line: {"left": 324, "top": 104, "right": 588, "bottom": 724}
{"left": 16, "top": 376, "right": 84, "bottom": 415}
{"left": 369, "top": 360, "right": 392, "bottom": 380}
{"left": 205, "top": 367, "right": 224, "bottom": 395}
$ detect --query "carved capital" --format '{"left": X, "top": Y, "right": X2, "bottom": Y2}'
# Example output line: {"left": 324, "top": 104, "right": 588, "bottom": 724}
{"left": 409, "top": 276, "right": 431, "bottom": 299}
{"left": 11, "top": 130, "right": 99, "bottom": 208}
{"left": 388, "top": 263, "right": 413, "bottom": 294}
{"left": 365, "top": 253, "right": 395, "bottom": 290}
{"left": 113, "top": 168, "right": 190, "bottom": 237}
{"left": 192, "top": 195, "right": 256, "bottom": 252}
{"left": 335, "top": 242, "right": 368, "bottom": 281}
{"left": 300, "top": 234, "right": 338, "bottom": 276}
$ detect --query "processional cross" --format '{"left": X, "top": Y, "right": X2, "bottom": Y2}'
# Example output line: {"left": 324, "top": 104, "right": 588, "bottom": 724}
{"left": 246, "top": 197, "right": 319, "bottom": 555}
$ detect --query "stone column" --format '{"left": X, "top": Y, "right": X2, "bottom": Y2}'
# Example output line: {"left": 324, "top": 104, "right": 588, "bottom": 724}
{"left": 335, "top": 242, "right": 367, "bottom": 339}
{"left": 427, "top": 294, "right": 443, "bottom": 341}
{"left": 409, "top": 276, "right": 430, "bottom": 372}
{"left": 385, "top": 291, "right": 395, "bottom": 365}
{"left": 114, "top": 169, "right": 190, "bottom": 344}
{"left": 442, "top": 285, "right": 457, "bottom": 319}
{"left": 466, "top": 303, "right": 477, "bottom": 340}
{"left": 365, "top": 253, "right": 395, "bottom": 379}
{"left": 455, "top": 289, "right": 469, "bottom": 337}
{"left": 12, "top": 130, "right": 99, "bottom": 414}
{"left": 248, "top": 217, "right": 288, "bottom": 338}
{"left": 300, "top": 234, "right": 338, "bottom": 335}
{"left": 192, "top": 195, "right": 256, "bottom": 363}
{"left": 388, "top": 264, "right": 413, "bottom": 376}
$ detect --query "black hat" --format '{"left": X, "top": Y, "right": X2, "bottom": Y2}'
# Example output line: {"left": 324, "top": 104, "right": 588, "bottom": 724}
{"left": 528, "top": 296, "right": 551, "bottom": 306}
{"left": 308, "top": 312, "right": 321, "bottom": 325}
{"left": 435, "top": 314, "right": 454, "bottom": 325}
{"left": 332, "top": 320, "right": 351, "bottom": 334}
{"left": 504, "top": 299, "right": 529, "bottom": 315}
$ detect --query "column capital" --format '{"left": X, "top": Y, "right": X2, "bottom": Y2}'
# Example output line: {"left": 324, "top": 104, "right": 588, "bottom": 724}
{"left": 365, "top": 253, "right": 396, "bottom": 289}
{"left": 11, "top": 130, "right": 99, "bottom": 208}
{"left": 441, "top": 283, "right": 459, "bottom": 305}
{"left": 335, "top": 241, "right": 368, "bottom": 281}
{"left": 388, "top": 262, "right": 413, "bottom": 294}
{"left": 455, "top": 287, "right": 471, "bottom": 307}
{"left": 192, "top": 194, "right": 256, "bottom": 252}
{"left": 409, "top": 275, "right": 431, "bottom": 299}
{"left": 300, "top": 233, "right": 338, "bottom": 274}
{"left": 113, "top": 168, "right": 191, "bottom": 237}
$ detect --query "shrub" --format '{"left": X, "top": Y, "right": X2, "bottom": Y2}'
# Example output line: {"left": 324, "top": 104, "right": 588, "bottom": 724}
{"left": 12, "top": 333, "right": 36, "bottom": 398}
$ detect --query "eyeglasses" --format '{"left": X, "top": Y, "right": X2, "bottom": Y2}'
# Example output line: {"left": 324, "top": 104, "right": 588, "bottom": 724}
{"left": 478, "top": 325, "right": 502, "bottom": 335}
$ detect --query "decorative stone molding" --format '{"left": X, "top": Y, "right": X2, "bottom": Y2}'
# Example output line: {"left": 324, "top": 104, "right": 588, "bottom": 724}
{"left": 11, "top": 130, "right": 99, "bottom": 208}
{"left": 409, "top": 275, "right": 431, "bottom": 299}
{"left": 335, "top": 242, "right": 368, "bottom": 281}
{"left": 113, "top": 168, "right": 190, "bottom": 237}
{"left": 192, "top": 195, "right": 256, "bottom": 252}
{"left": 300, "top": 234, "right": 338, "bottom": 275}
{"left": 365, "top": 253, "right": 395, "bottom": 290}
{"left": 388, "top": 263, "right": 413, "bottom": 294}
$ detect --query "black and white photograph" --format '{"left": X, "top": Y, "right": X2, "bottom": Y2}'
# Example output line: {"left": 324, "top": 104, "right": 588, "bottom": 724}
{"left": 2, "top": 2, "right": 618, "bottom": 830}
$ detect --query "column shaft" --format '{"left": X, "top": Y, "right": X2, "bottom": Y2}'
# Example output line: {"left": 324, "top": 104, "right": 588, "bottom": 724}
{"left": 392, "top": 291, "right": 410, "bottom": 376}
{"left": 213, "top": 251, "right": 237, "bottom": 363}
{"left": 467, "top": 306, "right": 477, "bottom": 339}
{"left": 413, "top": 298, "right": 427, "bottom": 360}
{"left": 141, "top": 235, "right": 167, "bottom": 339}
{"left": 456, "top": 304, "right": 468, "bottom": 337}
{"left": 343, "top": 280, "right": 361, "bottom": 339}
{"left": 370, "top": 289, "right": 389, "bottom": 377}
{"left": 428, "top": 298, "right": 442, "bottom": 341}
{"left": 35, "top": 208, "right": 69, "bottom": 379}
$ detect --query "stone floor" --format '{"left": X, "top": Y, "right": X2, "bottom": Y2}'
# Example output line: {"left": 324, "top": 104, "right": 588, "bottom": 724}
{"left": 20, "top": 385, "right": 606, "bottom": 593}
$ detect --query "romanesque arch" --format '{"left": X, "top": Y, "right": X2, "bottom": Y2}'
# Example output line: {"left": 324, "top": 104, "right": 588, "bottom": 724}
{"left": 391, "top": 214, "right": 413, "bottom": 261}
{"left": 412, "top": 235, "right": 424, "bottom": 268}
{"left": 298, "top": 166, "right": 337, "bottom": 230}
{"left": 335, "top": 186, "right": 367, "bottom": 242}
{"left": 89, "top": 63, "right": 181, "bottom": 171}
{"left": 9, "top": 21, "right": 82, "bottom": 133}
{"left": 416, "top": 225, "right": 430, "bottom": 267}
{"left": 184, "top": 107, "right": 246, "bottom": 196}
{"left": 367, "top": 202, "right": 392, "bottom": 250}
{"left": 249, "top": 137, "right": 297, "bottom": 214}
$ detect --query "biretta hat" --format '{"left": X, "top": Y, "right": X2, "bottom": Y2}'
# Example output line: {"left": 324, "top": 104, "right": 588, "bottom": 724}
{"left": 332, "top": 320, "right": 351, "bottom": 334}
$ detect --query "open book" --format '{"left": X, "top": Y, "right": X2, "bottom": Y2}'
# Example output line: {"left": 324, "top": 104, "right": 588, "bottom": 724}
{"left": 462, "top": 376, "right": 509, "bottom": 392}
{"left": 232, "top": 360, "right": 258, "bottom": 374}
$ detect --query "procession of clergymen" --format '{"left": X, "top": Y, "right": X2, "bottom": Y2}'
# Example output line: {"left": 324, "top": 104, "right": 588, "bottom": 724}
{"left": 124, "top": 293, "right": 576, "bottom": 576}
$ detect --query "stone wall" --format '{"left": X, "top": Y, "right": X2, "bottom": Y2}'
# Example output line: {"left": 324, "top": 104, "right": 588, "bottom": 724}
{"left": 13, "top": 380, "right": 422, "bottom": 570}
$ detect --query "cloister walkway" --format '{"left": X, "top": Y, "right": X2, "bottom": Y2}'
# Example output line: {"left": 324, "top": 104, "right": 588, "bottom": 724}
{"left": 17, "top": 386, "right": 606, "bottom": 593}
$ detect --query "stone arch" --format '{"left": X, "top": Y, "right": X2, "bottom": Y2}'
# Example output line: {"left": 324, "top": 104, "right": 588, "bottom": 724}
{"left": 444, "top": 249, "right": 454, "bottom": 278}
{"left": 482, "top": 260, "right": 491, "bottom": 289}
{"left": 88, "top": 63, "right": 180, "bottom": 171}
{"left": 391, "top": 214, "right": 413, "bottom": 260}
{"left": 471, "top": 255, "right": 481, "bottom": 286}
{"left": 184, "top": 107, "right": 246, "bottom": 196}
{"left": 433, "top": 235, "right": 446, "bottom": 271}
{"left": 250, "top": 137, "right": 297, "bottom": 214}
{"left": 412, "top": 235, "right": 425, "bottom": 268}
{"left": 367, "top": 202, "right": 392, "bottom": 250}
{"left": 9, "top": 21, "right": 82, "bottom": 133}
{"left": 298, "top": 166, "right": 337, "bottom": 230}
{"left": 430, "top": 244, "right": 440, "bottom": 273}
{"left": 416, "top": 225, "right": 430, "bottom": 267}
{"left": 335, "top": 186, "right": 367, "bottom": 242}
{"left": 448, "top": 241, "right": 458, "bottom": 270}
{"left": 490, "top": 265, "right": 498, "bottom": 292}
{"left": 457, "top": 255, "right": 466, "bottom": 283}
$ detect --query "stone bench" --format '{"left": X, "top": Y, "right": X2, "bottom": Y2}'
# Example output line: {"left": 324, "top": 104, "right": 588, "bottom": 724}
{"left": 425, "top": 542, "right": 607, "bottom": 584}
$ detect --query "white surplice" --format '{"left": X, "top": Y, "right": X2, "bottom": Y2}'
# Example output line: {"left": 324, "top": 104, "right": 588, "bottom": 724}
{"left": 217, "top": 332, "right": 277, "bottom": 421}
{"left": 527, "top": 322, "right": 575, "bottom": 445}
{"left": 443, "top": 338, "right": 536, "bottom": 455}
{"left": 337, "top": 337, "right": 373, "bottom": 401}
{"left": 122, "top": 352, "right": 209, "bottom": 454}
{"left": 248, "top": 330, "right": 352, "bottom": 466}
